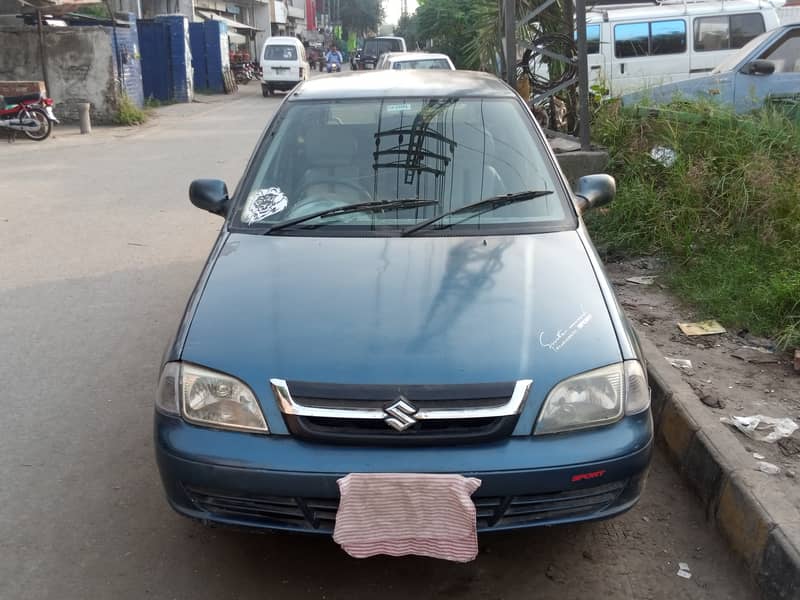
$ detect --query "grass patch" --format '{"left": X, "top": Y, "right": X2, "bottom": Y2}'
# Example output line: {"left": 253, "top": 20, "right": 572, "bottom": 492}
{"left": 587, "top": 101, "right": 800, "bottom": 349}
{"left": 115, "top": 94, "right": 147, "bottom": 126}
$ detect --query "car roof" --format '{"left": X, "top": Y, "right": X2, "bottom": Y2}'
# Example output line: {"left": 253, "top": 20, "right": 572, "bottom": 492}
{"left": 290, "top": 70, "right": 514, "bottom": 100}
{"left": 586, "top": 0, "right": 779, "bottom": 22}
{"left": 265, "top": 36, "right": 302, "bottom": 45}
{"left": 389, "top": 52, "right": 452, "bottom": 62}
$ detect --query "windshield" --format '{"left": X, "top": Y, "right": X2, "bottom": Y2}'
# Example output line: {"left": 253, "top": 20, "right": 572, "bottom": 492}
{"left": 393, "top": 59, "right": 452, "bottom": 70}
{"left": 712, "top": 30, "right": 771, "bottom": 73}
{"left": 264, "top": 45, "right": 298, "bottom": 61}
{"left": 234, "top": 97, "right": 570, "bottom": 235}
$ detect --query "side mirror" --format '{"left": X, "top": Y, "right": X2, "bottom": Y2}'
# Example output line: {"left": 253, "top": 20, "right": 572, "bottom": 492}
{"left": 189, "top": 179, "right": 229, "bottom": 216}
{"left": 574, "top": 174, "right": 616, "bottom": 214}
{"left": 740, "top": 59, "right": 775, "bottom": 76}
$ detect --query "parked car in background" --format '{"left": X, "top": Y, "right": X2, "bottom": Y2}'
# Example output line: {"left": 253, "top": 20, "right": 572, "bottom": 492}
{"left": 260, "top": 36, "right": 310, "bottom": 97}
{"left": 356, "top": 36, "right": 407, "bottom": 69}
{"left": 155, "top": 70, "right": 654, "bottom": 538}
{"left": 584, "top": 0, "right": 783, "bottom": 96}
{"left": 623, "top": 22, "right": 800, "bottom": 112}
{"left": 378, "top": 52, "right": 456, "bottom": 70}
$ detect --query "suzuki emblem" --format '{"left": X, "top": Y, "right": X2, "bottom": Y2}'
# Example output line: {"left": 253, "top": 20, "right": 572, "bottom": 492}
{"left": 383, "top": 397, "right": 418, "bottom": 432}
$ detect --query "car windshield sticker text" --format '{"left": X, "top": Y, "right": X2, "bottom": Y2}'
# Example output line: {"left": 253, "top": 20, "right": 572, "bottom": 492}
{"left": 386, "top": 103, "right": 411, "bottom": 113}
{"left": 539, "top": 307, "right": 593, "bottom": 352}
{"left": 242, "top": 187, "right": 288, "bottom": 224}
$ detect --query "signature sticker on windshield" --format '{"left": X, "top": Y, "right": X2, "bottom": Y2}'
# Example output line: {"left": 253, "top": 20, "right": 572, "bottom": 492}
{"left": 539, "top": 307, "right": 593, "bottom": 352}
{"left": 386, "top": 103, "right": 412, "bottom": 113}
{"left": 242, "top": 187, "right": 288, "bottom": 224}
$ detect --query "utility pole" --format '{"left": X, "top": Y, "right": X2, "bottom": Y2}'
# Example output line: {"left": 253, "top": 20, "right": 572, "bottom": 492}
{"left": 503, "top": 0, "right": 515, "bottom": 87}
{"left": 575, "top": 0, "right": 591, "bottom": 150}
{"left": 35, "top": 10, "right": 51, "bottom": 97}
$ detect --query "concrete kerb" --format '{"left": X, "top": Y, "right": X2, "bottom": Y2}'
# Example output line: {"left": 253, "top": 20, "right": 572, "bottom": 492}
{"left": 640, "top": 332, "right": 800, "bottom": 599}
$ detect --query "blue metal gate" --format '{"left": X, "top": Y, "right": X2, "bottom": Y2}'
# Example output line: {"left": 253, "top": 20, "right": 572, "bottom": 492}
{"left": 137, "top": 20, "right": 171, "bottom": 102}
{"left": 189, "top": 21, "right": 227, "bottom": 94}
{"left": 189, "top": 23, "right": 208, "bottom": 91}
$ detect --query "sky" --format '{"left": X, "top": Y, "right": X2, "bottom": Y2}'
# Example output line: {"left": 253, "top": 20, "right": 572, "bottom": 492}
{"left": 383, "top": 0, "right": 418, "bottom": 25}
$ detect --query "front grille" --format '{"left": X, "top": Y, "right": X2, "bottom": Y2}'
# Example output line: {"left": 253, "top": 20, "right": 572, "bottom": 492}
{"left": 272, "top": 380, "right": 530, "bottom": 445}
{"left": 185, "top": 480, "right": 628, "bottom": 532}
{"left": 285, "top": 414, "right": 518, "bottom": 445}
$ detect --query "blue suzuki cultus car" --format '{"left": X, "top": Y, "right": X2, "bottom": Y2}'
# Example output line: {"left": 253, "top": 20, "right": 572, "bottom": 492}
{"left": 155, "top": 70, "right": 653, "bottom": 534}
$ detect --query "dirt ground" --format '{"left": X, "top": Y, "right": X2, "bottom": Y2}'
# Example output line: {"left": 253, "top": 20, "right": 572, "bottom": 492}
{"left": 606, "top": 258, "right": 800, "bottom": 512}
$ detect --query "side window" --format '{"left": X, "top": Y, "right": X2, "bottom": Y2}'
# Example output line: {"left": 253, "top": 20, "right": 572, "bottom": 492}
{"left": 694, "top": 16, "right": 729, "bottom": 51}
{"left": 615, "top": 22, "right": 649, "bottom": 58}
{"left": 730, "top": 13, "right": 765, "bottom": 49}
{"left": 651, "top": 20, "right": 686, "bottom": 55}
{"left": 761, "top": 31, "right": 800, "bottom": 73}
{"left": 615, "top": 20, "right": 686, "bottom": 58}
{"left": 695, "top": 14, "right": 765, "bottom": 52}
{"left": 587, "top": 24, "right": 601, "bottom": 54}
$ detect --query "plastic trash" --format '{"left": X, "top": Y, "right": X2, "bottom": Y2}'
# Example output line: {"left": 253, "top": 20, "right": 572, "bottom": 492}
{"left": 650, "top": 146, "right": 677, "bottom": 167}
{"left": 753, "top": 452, "right": 766, "bottom": 460}
{"left": 720, "top": 415, "right": 799, "bottom": 443}
{"left": 665, "top": 357, "right": 693, "bottom": 371}
{"left": 677, "top": 562, "right": 692, "bottom": 579}
{"left": 756, "top": 461, "right": 780, "bottom": 475}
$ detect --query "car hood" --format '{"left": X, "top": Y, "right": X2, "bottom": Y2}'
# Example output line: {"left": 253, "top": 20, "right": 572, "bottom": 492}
{"left": 182, "top": 232, "right": 622, "bottom": 431}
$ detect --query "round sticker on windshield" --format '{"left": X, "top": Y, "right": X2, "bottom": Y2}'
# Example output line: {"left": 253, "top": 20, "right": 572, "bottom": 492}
{"left": 242, "top": 187, "right": 288, "bottom": 224}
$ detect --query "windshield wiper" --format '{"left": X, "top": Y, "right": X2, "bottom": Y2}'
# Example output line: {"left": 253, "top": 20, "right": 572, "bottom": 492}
{"left": 401, "top": 190, "right": 554, "bottom": 237}
{"left": 264, "top": 198, "right": 438, "bottom": 234}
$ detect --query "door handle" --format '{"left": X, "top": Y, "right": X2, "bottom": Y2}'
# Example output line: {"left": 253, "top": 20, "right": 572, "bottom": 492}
{"left": 620, "top": 63, "right": 625, "bottom": 74}
{"left": 590, "top": 65, "right": 601, "bottom": 70}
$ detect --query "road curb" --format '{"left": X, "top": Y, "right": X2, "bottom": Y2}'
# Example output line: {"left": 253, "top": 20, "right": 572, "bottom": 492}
{"left": 640, "top": 334, "right": 800, "bottom": 599}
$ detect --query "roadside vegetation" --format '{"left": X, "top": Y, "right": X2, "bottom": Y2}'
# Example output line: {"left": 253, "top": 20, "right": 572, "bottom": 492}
{"left": 115, "top": 94, "right": 147, "bottom": 126}
{"left": 587, "top": 102, "right": 800, "bottom": 349}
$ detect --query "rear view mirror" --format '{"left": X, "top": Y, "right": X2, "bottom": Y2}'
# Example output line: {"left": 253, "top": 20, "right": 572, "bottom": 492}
{"left": 189, "top": 179, "right": 229, "bottom": 216}
{"left": 574, "top": 174, "right": 616, "bottom": 214}
{"left": 740, "top": 59, "right": 775, "bottom": 76}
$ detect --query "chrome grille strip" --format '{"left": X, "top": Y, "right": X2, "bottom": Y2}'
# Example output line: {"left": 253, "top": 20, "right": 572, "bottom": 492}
{"left": 270, "top": 378, "right": 532, "bottom": 420}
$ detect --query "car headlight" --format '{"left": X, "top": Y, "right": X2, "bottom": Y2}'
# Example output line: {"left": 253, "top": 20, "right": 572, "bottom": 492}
{"left": 155, "top": 362, "right": 268, "bottom": 433}
{"left": 535, "top": 361, "right": 649, "bottom": 435}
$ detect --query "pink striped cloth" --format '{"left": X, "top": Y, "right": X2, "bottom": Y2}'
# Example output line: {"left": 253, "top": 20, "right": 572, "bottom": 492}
{"left": 332, "top": 473, "right": 482, "bottom": 562}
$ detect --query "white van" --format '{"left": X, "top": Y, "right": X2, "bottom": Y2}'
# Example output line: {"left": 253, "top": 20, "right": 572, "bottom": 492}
{"left": 260, "top": 37, "right": 310, "bottom": 97}
{"left": 585, "top": 0, "right": 784, "bottom": 95}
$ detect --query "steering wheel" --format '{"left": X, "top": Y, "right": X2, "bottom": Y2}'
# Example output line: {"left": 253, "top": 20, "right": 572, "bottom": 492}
{"left": 288, "top": 179, "right": 373, "bottom": 218}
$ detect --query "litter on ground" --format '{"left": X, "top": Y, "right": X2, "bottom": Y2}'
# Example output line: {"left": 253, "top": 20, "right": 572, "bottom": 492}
{"left": 755, "top": 461, "right": 780, "bottom": 475}
{"left": 677, "top": 562, "right": 692, "bottom": 579}
{"left": 665, "top": 357, "right": 693, "bottom": 371}
{"left": 720, "top": 415, "right": 799, "bottom": 443}
{"left": 626, "top": 275, "right": 656, "bottom": 285}
{"left": 678, "top": 320, "right": 727, "bottom": 336}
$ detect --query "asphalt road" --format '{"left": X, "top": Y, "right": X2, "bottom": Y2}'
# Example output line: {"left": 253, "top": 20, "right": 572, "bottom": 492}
{"left": 0, "top": 84, "right": 758, "bottom": 600}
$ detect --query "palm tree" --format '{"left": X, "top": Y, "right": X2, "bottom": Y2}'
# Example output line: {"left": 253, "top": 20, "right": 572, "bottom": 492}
{"left": 465, "top": 0, "right": 571, "bottom": 75}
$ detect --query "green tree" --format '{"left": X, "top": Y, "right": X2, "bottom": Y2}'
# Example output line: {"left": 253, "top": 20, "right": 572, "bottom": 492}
{"left": 415, "top": 0, "right": 478, "bottom": 68}
{"left": 340, "top": 0, "right": 385, "bottom": 37}
{"left": 394, "top": 13, "right": 419, "bottom": 50}
{"left": 415, "top": 0, "right": 568, "bottom": 72}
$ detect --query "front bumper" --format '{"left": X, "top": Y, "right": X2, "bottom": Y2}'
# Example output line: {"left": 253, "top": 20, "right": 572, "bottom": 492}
{"left": 155, "top": 411, "right": 653, "bottom": 534}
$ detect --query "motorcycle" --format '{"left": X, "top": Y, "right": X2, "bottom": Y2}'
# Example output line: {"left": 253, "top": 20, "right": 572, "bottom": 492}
{"left": 0, "top": 92, "right": 57, "bottom": 141}
{"left": 232, "top": 61, "right": 255, "bottom": 85}
{"left": 327, "top": 62, "right": 341, "bottom": 73}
